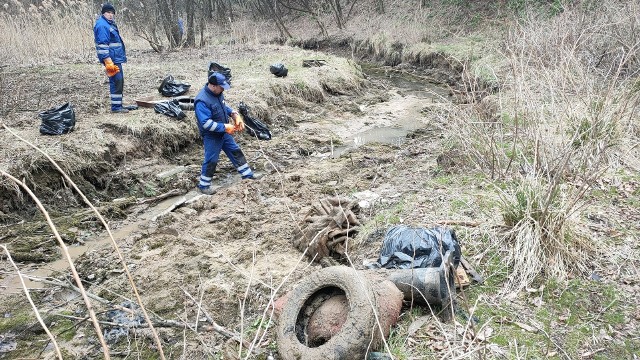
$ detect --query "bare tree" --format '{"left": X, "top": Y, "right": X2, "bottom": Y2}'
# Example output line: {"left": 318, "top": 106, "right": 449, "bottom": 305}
{"left": 278, "top": 0, "right": 329, "bottom": 37}
{"left": 374, "top": 0, "right": 383, "bottom": 13}
{"left": 185, "top": 0, "right": 196, "bottom": 46}
{"left": 325, "top": 0, "right": 344, "bottom": 28}
{"left": 250, "top": 0, "right": 292, "bottom": 38}
{"left": 156, "top": 0, "right": 183, "bottom": 48}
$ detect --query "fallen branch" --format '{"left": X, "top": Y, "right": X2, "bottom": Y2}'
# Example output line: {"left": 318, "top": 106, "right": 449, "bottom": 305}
{"left": 137, "top": 189, "right": 185, "bottom": 205}
{"left": 180, "top": 287, "right": 264, "bottom": 356}
{"left": 1, "top": 245, "right": 63, "bottom": 360}
{"left": 0, "top": 170, "right": 110, "bottom": 359}
{"left": 23, "top": 276, "right": 141, "bottom": 317}
{"left": 2, "top": 123, "right": 166, "bottom": 360}
{"left": 54, "top": 312, "right": 258, "bottom": 343}
{"left": 435, "top": 220, "right": 480, "bottom": 227}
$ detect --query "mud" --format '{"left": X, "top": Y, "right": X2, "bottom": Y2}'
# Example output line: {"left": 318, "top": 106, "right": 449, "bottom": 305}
{"left": 0, "top": 42, "right": 462, "bottom": 358}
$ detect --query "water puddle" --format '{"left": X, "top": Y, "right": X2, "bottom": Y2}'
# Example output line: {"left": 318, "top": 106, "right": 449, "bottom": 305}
{"left": 331, "top": 64, "right": 450, "bottom": 157}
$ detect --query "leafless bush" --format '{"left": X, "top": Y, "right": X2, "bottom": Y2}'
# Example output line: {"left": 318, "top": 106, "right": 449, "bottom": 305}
{"left": 447, "top": 1, "right": 640, "bottom": 292}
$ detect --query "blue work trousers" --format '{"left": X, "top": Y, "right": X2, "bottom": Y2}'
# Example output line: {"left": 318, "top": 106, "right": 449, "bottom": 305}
{"left": 109, "top": 64, "right": 124, "bottom": 111}
{"left": 199, "top": 133, "right": 253, "bottom": 189}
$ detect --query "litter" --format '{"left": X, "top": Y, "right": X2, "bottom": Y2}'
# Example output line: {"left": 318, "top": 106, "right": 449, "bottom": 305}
{"left": 292, "top": 197, "right": 361, "bottom": 261}
{"left": 154, "top": 99, "right": 186, "bottom": 120}
{"left": 158, "top": 75, "right": 191, "bottom": 97}
{"left": 302, "top": 59, "right": 327, "bottom": 67}
{"left": 238, "top": 102, "right": 272, "bottom": 140}
{"left": 376, "top": 225, "right": 461, "bottom": 269}
{"left": 270, "top": 63, "right": 288, "bottom": 77}
{"left": 39, "top": 102, "right": 75, "bottom": 135}
{"left": 208, "top": 62, "right": 232, "bottom": 83}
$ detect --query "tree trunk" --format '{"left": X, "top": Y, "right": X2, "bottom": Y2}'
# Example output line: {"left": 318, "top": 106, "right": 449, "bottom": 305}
{"left": 156, "top": 0, "right": 182, "bottom": 48}
{"left": 375, "top": 0, "right": 384, "bottom": 14}
{"left": 326, "top": 0, "right": 344, "bottom": 29}
{"left": 185, "top": 0, "right": 196, "bottom": 46}
{"left": 256, "top": 0, "right": 292, "bottom": 39}
{"left": 278, "top": 0, "right": 328, "bottom": 38}
{"left": 213, "top": 0, "right": 228, "bottom": 23}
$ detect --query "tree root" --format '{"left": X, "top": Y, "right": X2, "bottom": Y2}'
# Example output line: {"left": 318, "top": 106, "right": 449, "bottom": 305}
{"left": 292, "top": 196, "right": 361, "bottom": 262}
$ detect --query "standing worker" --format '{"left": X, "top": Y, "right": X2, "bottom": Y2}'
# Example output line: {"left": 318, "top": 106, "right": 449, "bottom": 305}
{"left": 93, "top": 3, "right": 129, "bottom": 113}
{"left": 194, "top": 72, "right": 261, "bottom": 195}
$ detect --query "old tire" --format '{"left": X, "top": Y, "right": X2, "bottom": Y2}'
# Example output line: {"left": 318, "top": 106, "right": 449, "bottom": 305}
{"left": 276, "top": 266, "right": 377, "bottom": 360}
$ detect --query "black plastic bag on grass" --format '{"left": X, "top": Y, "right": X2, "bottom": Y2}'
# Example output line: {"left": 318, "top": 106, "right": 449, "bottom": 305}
{"left": 208, "top": 62, "right": 232, "bottom": 84}
{"left": 376, "top": 225, "right": 461, "bottom": 269}
{"left": 158, "top": 75, "right": 191, "bottom": 97}
{"left": 238, "top": 102, "right": 271, "bottom": 140}
{"left": 39, "top": 102, "right": 76, "bottom": 135}
{"left": 154, "top": 99, "right": 186, "bottom": 120}
{"left": 269, "top": 63, "right": 288, "bottom": 77}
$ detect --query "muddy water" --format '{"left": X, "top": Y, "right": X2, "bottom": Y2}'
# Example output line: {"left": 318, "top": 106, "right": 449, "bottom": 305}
{"left": 0, "top": 196, "right": 187, "bottom": 294}
{"left": 330, "top": 65, "right": 450, "bottom": 157}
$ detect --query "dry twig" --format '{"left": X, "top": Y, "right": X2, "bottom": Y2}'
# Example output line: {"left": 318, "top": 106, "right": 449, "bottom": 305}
{"left": 1, "top": 245, "right": 63, "bottom": 360}
{"left": 2, "top": 124, "right": 166, "bottom": 359}
{"left": 0, "top": 170, "right": 111, "bottom": 359}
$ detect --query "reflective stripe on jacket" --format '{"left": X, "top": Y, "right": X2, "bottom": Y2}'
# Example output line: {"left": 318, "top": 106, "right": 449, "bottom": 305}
{"left": 194, "top": 85, "right": 233, "bottom": 136}
{"left": 93, "top": 15, "right": 127, "bottom": 64}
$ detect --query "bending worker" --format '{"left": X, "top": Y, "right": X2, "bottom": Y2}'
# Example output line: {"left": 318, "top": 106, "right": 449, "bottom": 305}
{"left": 194, "top": 72, "right": 261, "bottom": 195}
{"left": 93, "top": 3, "right": 129, "bottom": 113}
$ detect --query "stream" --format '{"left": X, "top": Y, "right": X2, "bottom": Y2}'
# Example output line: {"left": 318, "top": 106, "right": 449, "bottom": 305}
{"left": 0, "top": 64, "right": 450, "bottom": 293}
{"left": 327, "top": 65, "right": 450, "bottom": 157}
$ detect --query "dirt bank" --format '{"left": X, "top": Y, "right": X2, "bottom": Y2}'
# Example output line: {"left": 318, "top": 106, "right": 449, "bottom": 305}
{"left": 0, "top": 41, "right": 461, "bottom": 358}
{"left": 1, "top": 37, "right": 639, "bottom": 359}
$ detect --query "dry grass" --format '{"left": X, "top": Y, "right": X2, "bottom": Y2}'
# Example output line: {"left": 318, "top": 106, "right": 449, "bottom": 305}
{"left": 497, "top": 178, "right": 595, "bottom": 292}
{"left": 0, "top": 0, "right": 146, "bottom": 66}
{"left": 446, "top": 1, "right": 640, "bottom": 292}
{"left": 224, "top": 49, "right": 367, "bottom": 111}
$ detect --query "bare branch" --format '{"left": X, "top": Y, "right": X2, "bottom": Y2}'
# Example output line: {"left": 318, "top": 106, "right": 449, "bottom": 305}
{"left": 1, "top": 245, "right": 63, "bottom": 360}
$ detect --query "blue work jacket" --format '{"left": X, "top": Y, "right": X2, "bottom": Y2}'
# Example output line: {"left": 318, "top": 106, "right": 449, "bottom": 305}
{"left": 194, "top": 85, "right": 233, "bottom": 136}
{"left": 93, "top": 15, "right": 127, "bottom": 64}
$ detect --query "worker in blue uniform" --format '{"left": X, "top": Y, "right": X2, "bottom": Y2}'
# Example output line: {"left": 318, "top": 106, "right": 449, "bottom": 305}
{"left": 194, "top": 72, "right": 261, "bottom": 195}
{"left": 93, "top": 3, "right": 129, "bottom": 113}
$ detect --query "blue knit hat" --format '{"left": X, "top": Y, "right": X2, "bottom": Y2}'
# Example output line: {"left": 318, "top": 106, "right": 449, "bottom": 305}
{"left": 101, "top": 3, "right": 116, "bottom": 14}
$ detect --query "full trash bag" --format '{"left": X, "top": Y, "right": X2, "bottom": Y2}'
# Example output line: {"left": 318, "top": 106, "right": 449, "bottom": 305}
{"left": 238, "top": 102, "right": 272, "bottom": 140}
{"left": 158, "top": 75, "right": 191, "bottom": 97}
{"left": 377, "top": 225, "right": 461, "bottom": 269}
{"left": 39, "top": 102, "right": 76, "bottom": 135}
{"left": 269, "top": 63, "right": 288, "bottom": 77}
{"left": 154, "top": 99, "right": 186, "bottom": 120}
{"left": 208, "top": 62, "right": 232, "bottom": 84}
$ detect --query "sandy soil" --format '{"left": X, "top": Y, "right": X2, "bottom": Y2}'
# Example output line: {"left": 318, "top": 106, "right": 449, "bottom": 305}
{"left": 0, "top": 43, "right": 463, "bottom": 358}
{"left": 1, "top": 41, "right": 638, "bottom": 359}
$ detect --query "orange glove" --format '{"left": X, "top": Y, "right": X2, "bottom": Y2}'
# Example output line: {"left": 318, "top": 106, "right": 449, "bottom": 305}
{"left": 224, "top": 123, "right": 236, "bottom": 135}
{"left": 233, "top": 113, "right": 245, "bottom": 132}
{"left": 104, "top": 58, "right": 120, "bottom": 77}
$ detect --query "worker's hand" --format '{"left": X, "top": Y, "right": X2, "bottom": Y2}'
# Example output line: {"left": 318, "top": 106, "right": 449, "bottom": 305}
{"left": 233, "top": 113, "right": 245, "bottom": 132}
{"left": 224, "top": 123, "right": 236, "bottom": 135}
{"left": 104, "top": 58, "right": 120, "bottom": 77}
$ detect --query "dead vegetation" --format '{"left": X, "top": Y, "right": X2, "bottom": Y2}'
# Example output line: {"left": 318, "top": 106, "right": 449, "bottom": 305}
{"left": 1, "top": 0, "right": 639, "bottom": 359}
{"left": 445, "top": 1, "right": 640, "bottom": 293}
{"left": 293, "top": 196, "right": 361, "bottom": 261}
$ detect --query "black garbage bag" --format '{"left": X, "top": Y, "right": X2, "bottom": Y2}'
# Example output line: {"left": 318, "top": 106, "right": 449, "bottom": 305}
{"left": 158, "top": 75, "right": 191, "bottom": 97}
{"left": 208, "top": 62, "right": 232, "bottom": 84}
{"left": 238, "top": 102, "right": 272, "bottom": 140}
{"left": 377, "top": 225, "right": 461, "bottom": 269}
{"left": 39, "top": 102, "right": 75, "bottom": 135}
{"left": 270, "top": 63, "right": 288, "bottom": 77}
{"left": 154, "top": 99, "right": 186, "bottom": 120}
